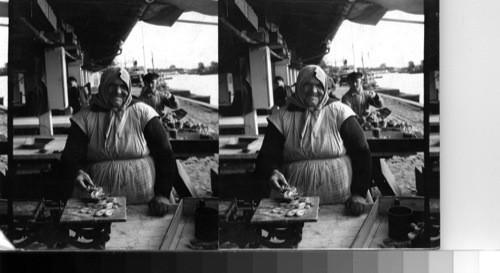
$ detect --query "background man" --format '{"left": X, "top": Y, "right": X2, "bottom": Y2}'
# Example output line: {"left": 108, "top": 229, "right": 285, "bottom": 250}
{"left": 341, "top": 72, "right": 383, "bottom": 124}
{"left": 138, "top": 72, "right": 178, "bottom": 116}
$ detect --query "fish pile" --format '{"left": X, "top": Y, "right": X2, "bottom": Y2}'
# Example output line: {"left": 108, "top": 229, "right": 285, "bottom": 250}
{"left": 79, "top": 197, "right": 121, "bottom": 217}
{"left": 270, "top": 187, "right": 314, "bottom": 218}
{"left": 363, "top": 108, "right": 415, "bottom": 134}
{"left": 79, "top": 187, "right": 120, "bottom": 217}
{"left": 269, "top": 197, "right": 315, "bottom": 217}
{"left": 89, "top": 187, "right": 107, "bottom": 200}
{"left": 282, "top": 187, "right": 299, "bottom": 201}
{"left": 162, "top": 113, "right": 214, "bottom": 139}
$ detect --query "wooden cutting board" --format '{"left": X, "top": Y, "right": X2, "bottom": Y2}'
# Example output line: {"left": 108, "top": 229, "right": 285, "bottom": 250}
{"left": 250, "top": 197, "right": 320, "bottom": 225}
{"left": 60, "top": 197, "right": 127, "bottom": 224}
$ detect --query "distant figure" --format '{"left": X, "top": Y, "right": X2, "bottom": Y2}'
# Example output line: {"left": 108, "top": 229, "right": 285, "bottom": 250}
{"left": 273, "top": 76, "right": 293, "bottom": 108}
{"left": 138, "top": 72, "right": 178, "bottom": 117}
{"left": 341, "top": 72, "right": 383, "bottom": 124}
{"left": 326, "top": 76, "right": 340, "bottom": 101}
{"left": 228, "top": 60, "right": 254, "bottom": 116}
{"left": 67, "top": 77, "right": 90, "bottom": 114}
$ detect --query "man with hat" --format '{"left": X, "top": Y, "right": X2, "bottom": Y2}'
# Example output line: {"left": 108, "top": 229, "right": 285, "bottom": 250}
{"left": 138, "top": 72, "right": 178, "bottom": 116}
{"left": 341, "top": 71, "right": 383, "bottom": 124}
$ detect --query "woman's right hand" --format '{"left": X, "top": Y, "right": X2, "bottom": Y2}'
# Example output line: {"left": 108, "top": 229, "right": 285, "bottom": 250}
{"left": 75, "top": 170, "right": 95, "bottom": 193}
{"left": 269, "top": 169, "right": 290, "bottom": 193}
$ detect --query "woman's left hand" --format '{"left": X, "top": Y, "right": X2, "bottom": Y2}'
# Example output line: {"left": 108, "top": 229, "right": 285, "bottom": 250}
{"left": 149, "top": 195, "right": 170, "bottom": 216}
{"left": 345, "top": 194, "right": 366, "bottom": 216}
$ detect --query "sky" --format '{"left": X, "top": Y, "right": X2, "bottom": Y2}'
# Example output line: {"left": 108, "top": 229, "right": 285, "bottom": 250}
{"left": 116, "top": 12, "right": 218, "bottom": 70}
{"left": 324, "top": 10, "right": 424, "bottom": 68}
{"left": 0, "top": 17, "right": 7, "bottom": 68}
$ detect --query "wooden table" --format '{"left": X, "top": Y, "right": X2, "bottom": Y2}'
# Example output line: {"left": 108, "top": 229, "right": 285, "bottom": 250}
{"left": 57, "top": 197, "right": 127, "bottom": 249}
{"left": 106, "top": 204, "right": 177, "bottom": 250}
{"left": 19, "top": 202, "right": 178, "bottom": 250}
{"left": 160, "top": 198, "right": 218, "bottom": 250}
{"left": 299, "top": 203, "right": 374, "bottom": 249}
{"left": 219, "top": 135, "right": 262, "bottom": 161}
{"left": 14, "top": 116, "right": 71, "bottom": 129}
{"left": 13, "top": 135, "right": 218, "bottom": 162}
{"left": 60, "top": 197, "right": 127, "bottom": 224}
{"left": 219, "top": 131, "right": 425, "bottom": 162}
{"left": 220, "top": 201, "right": 374, "bottom": 249}
{"left": 13, "top": 135, "right": 66, "bottom": 161}
{"left": 251, "top": 197, "right": 320, "bottom": 225}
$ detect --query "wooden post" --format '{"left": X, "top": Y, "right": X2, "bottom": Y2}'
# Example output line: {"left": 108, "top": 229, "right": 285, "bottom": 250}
{"left": 274, "top": 59, "right": 290, "bottom": 85}
{"left": 39, "top": 111, "right": 53, "bottom": 136}
{"left": 43, "top": 46, "right": 68, "bottom": 136}
{"left": 243, "top": 110, "right": 258, "bottom": 136}
{"left": 67, "top": 60, "right": 83, "bottom": 85}
{"left": 249, "top": 46, "right": 273, "bottom": 109}
{"left": 45, "top": 47, "right": 68, "bottom": 110}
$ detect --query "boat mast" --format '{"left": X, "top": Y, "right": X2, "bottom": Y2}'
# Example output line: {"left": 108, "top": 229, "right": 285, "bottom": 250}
{"left": 350, "top": 24, "right": 356, "bottom": 71}
{"left": 141, "top": 23, "right": 147, "bottom": 73}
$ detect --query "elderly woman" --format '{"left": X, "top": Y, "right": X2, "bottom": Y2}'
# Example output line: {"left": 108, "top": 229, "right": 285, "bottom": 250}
{"left": 61, "top": 67, "right": 175, "bottom": 216}
{"left": 256, "top": 65, "right": 372, "bottom": 215}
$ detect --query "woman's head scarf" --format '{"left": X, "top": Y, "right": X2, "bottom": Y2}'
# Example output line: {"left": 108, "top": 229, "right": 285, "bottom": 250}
{"left": 287, "top": 65, "right": 329, "bottom": 116}
{"left": 90, "top": 67, "right": 132, "bottom": 113}
{"left": 285, "top": 65, "right": 330, "bottom": 141}
{"left": 88, "top": 67, "right": 133, "bottom": 141}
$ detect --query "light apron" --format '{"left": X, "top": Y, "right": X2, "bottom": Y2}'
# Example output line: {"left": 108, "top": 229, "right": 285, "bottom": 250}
{"left": 268, "top": 102, "right": 356, "bottom": 204}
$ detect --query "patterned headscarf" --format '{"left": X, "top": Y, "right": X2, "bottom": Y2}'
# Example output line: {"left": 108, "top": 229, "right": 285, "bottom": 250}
{"left": 90, "top": 67, "right": 132, "bottom": 113}
{"left": 287, "top": 65, "right": 329, "bottom": 116}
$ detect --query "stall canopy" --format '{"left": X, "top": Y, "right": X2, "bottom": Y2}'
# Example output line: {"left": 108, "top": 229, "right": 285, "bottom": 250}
{"left": 227, "top": 0, "right": 423, "bottom": 65}
{"left": 9, "top": 0, "right": 216, "bottom": 71}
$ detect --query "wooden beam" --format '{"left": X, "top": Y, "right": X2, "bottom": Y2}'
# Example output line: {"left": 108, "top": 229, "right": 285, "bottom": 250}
{"left": 39, "top": 111, "right": 54, "bottom": 136}
{"left": 176, "top": 19, "right": 217, "bottom": 26}
{"left": 220, "top": 17, "right": 258, "bottom": 45}
{"left": 243, "top": 110, "right": 258, "bottom": 136}
{"left": 0, "top": 2, "right": 7, "bottom": 18}
{"left": 37, "top": 0, "right": 57, "bottom": 30}
{"left": 351, "top": 199, "right": 379, "bottom": 248}
{"left": 44, "top": 47, "right": 69, "bottom": 110}
{"left": 249, "top": 46, "right": 273, "bottom": 109}
{"left": 380, "top": 158, "right": 403, "bottom": 196}
{"left": 175, "top": 160, "right": 198, "bottom": 198}
{"left": 19, "top": 18, "right": 56, "bottom": 45}
{"left": 380, "top": 18, "right": 424, "bottom": 25}
{"left": 234, "top": 0, "right": 259, "bottom": 30}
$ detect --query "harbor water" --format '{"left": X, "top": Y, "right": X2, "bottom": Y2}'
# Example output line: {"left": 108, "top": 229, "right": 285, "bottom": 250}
{"left": 375, "top": 73, "right": 424, "bottom": 104}
{"left": 167, "top": 74, "right": 218, "bottom": 106}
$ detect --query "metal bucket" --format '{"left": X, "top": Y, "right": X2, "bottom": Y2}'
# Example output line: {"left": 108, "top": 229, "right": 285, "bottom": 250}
{"left": 194, "top": 206, "right": 218, "bottom": 242}
{"left": 387, "top": 205, "right": 413, "bottom": 241}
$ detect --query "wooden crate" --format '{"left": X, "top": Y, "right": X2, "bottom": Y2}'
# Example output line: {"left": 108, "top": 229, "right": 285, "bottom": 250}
{"left": 350, "top": 196, "right": 440, "bottom": 248}
{"left": 159, "top": 197, "right": 218, "bottom": 250}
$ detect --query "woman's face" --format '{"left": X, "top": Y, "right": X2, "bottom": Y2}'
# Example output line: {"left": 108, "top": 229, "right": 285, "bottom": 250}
{"left": 108, "top": 81, "right": 129, "bottom": 108}
{"left": 302, "top": 77, "right": 325, "bottom": 108}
